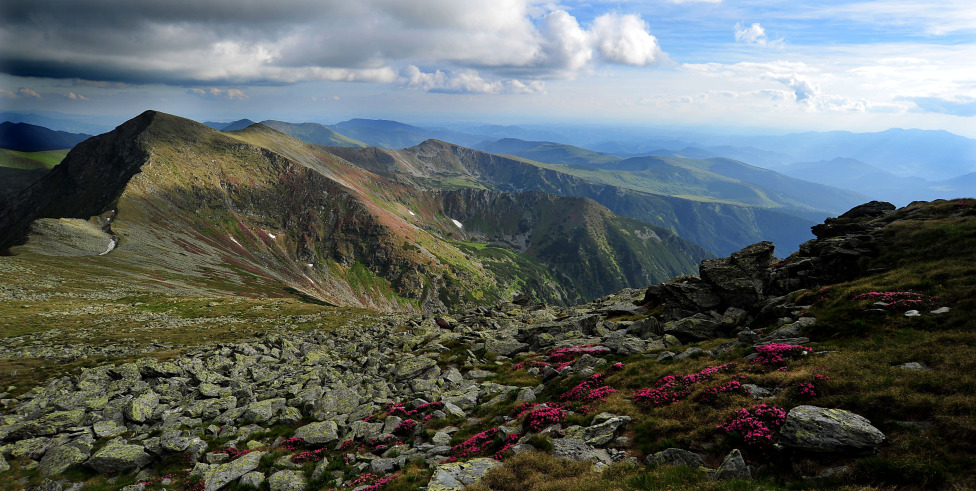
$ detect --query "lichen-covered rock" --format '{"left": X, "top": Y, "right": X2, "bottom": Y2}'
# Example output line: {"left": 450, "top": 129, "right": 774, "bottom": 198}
{"left": 394, "top": 356, "right": 436, "bottom": 381}
{"left": 38, "top": 444, "right": 89, "bottom": 476}
{"left": 565, "top": 413, "right": 631, "bottom": 447}
{"left": 551, "top": 438, "right": 613, "bottom": 470}
{"left": 239, "top": 471, "right": 265, "bottom": 488}
{"left": 294, "top": 421, "right": 339, "bottom": 445}
{"left": 196, "top": 451, "right": 264, "bottom": 490}
{"left": 779, "top": 405, "right": 884, "bottom": 453}
{"left": 92, "top": 420, "right": 126, "bottom": 438}
{"left": 0, "top": 453, "right": 8, "bottom": 473}
{"left": 428, "top": 457, "right": 502, "bottom": 491}
{"left": 85, "top": 439, "right": 152, "bottom": 473}
{"left": 648, "top": 448, "right": 705, "bottom": 468}
{"left": 243, "top": 398, "right": 285, "bottom": 423}
{"left": 711, "top": 449, "right": 751, "bottom": 481}
{"left": 268, "top": 469, "right": 306, "bottom": 491}
{"left": 484, "top": 337, "right": 528, "bottom": 357}
{"left": 125, "top": 390, "right": 159, "bottom": 423}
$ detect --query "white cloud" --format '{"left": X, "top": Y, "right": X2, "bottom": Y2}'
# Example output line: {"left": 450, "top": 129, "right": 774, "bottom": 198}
{"left": 0, "top": 89, "right": 17, "bottom": 99}
{"left": 66, "top": 92, "right": 89, "bottom": 100}
{"left": 399, "top": 65, "right": 545, "bottom": 94}
{"left": 591, "top": 13, "right": 666, "bottom": 65}
{"left": 188, "top": 87, "right": 248, "bottom": 100}
{"left": 17, "top": 87, "right": 41, "bottom": 99}
{"left": 669, "top": 0, "right": 722, "bottom": 3}
{"left": 734, "top": 22, "right": 783, "bottom": 48}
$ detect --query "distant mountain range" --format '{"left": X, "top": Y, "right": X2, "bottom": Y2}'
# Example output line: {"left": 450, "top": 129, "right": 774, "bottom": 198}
{"left": 0, "top": 121, "right": 91, "bottom": 152}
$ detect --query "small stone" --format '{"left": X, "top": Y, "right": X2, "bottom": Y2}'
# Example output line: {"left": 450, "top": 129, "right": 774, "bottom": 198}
{"left": 930, "top": 307, "right": 950, "bottom": 314}
{"left": 904, "top": 310, "right": 920, "bottom": 317}
{"left": 899, "top": 362, "right": 932, "bottom": 371}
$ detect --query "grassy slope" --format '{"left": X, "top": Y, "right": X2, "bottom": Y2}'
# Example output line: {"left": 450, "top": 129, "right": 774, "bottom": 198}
{"left": 0, "top": 148, "right": 69, "bottom": 170}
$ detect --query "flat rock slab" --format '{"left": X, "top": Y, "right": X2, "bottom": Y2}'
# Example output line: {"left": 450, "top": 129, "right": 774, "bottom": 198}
{"left": 780, "top": 405, "right": 884, "bottom": 453}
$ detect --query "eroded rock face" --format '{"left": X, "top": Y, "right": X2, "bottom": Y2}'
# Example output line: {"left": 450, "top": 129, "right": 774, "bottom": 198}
{"left": 779, "top": 405, "right": 885, "bottom": 454}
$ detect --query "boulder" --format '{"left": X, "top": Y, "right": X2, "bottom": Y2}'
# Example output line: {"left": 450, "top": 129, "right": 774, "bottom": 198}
{"left": 196, "top": 451, "right": 264, "bottom": 490}
{"left": 711, "top": 449, "right": 751, "bottom": 481}
{"left": 664, "top": 313, "right": 722, "bottom": 342}
{"left": 779, "top": 405, "right": 884, "bottom": 454}
{"left": 551, "top": 438, "right": 613, "bottom": 470}
{"left": 125, "top": 391, "right": 159, "bottom": 423}
{"left": 86, "top": 439, "right": 152, "bottom": 473}
{"left": 243, "top": 398, "right": 286, "bottom": 423}
{"left": 648, "top": 448, "right": 704, "bottom": 468}
{"left": 485, "top": 337, "right": 528, "bottom": 357}
{"left": 295, "top": 421, "right": 339, "bottom": 445}
{"left": 700, "top": 241, "right": 774, "bottom": 308}
{"left": 428, "top": 457, "right": 502, "bottom": 490}
{"left": 38, "top": 444, "right": 89, "bottom": 476}
{"left": 394, "top": 357, "right": 437, "bottom": 381}
{"left": 267, "top": 469, "right": 306, "bottom": 491}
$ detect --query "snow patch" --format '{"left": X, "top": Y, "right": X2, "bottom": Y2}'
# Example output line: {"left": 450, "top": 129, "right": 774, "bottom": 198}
{"left": 305, "top": 263, "right": 314, "bottom": 268}
{"left": 229, "top": 236, "right": 241, "bottom": 246}
{"left": 451, "top": 219, "right": 463, "bottom": 228}
{"left": 408, "top": 210, "right": 415, "bottom": 216}
{"left": 99, "top": 239, "right": 117, "bottom": 256}
{"left": 267, "top": 232, "right": 277, "bottom": 239}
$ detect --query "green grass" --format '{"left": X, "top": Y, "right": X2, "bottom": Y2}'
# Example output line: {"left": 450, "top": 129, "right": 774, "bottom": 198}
{"left": 0, "top": 148, "right": 69, "bottom": 170}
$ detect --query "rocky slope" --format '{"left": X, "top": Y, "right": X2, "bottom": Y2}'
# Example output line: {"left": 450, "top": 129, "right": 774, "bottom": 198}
{"left": 2, "top": 199, "right": 971, "bottom": 490}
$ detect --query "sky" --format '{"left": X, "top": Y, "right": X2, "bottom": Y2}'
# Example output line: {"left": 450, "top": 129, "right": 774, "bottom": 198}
{"left": 1, "top": 0, "right": 975, "bottom": 137}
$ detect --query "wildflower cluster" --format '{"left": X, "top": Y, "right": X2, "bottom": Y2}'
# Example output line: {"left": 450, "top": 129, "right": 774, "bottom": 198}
{"left": 386, "top": 400, "right": 443, "bottom": 417}
{"left": 515, "top": 402, "right": 567, "bottom": 432}
{"left": 292, "top": 448, "right": 327, "bottom": 464}
{"left": 561, "top": 373, "right": 617, "bottom": 410}
{"left": 717, "top": 403, "right": 787, "bottom": 454}
{"left": 633, "top": 363, "right": 737, "bottom": 407}
{"left": 345, "top": 472, "right": 400, "bottom": 489}
{"left": 548, "top": 344, "right": 610, "bottom": 363}
{"left": 277, "top": 437, "right": 305, "bottom": 451}
{"left": 853, "top": 291, "right": 939, "bottom": 310}
{"left": 493, "top": 432, "right": 522, "bottom": 461}
{"left": 753, "top": 343, "right": 812, "bottom": 368}
{"left": 393, "top": 418, "right": 417, "bottom": 436}
{"left": 798, "top": 373, "right": 830, "bottom": 398}
{"left": 696, "top": 379, "right": 747, "bottom": 404}
{"left": 448, "top": 427, "right": 501, "bottom": 462}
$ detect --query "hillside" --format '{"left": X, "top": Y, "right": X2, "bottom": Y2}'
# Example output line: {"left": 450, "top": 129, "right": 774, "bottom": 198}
{"left": 0, "top": 199, "right": 972, "bottom": 490}
{"left": 259, "top": 120, "right": 368, "bottom": 148}
{"left": 472, "top": 138, "right": 867, "bottom": 219}
{"left": 368, "top": 139, "right": 818, "bottom": 256}
{"left": 0, "top": 111, "right": 707, "bottom": 313}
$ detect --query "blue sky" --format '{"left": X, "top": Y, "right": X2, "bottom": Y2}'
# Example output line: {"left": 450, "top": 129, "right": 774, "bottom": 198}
{"left": 1, "top": 0, "right": 974, "bottom": 136}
